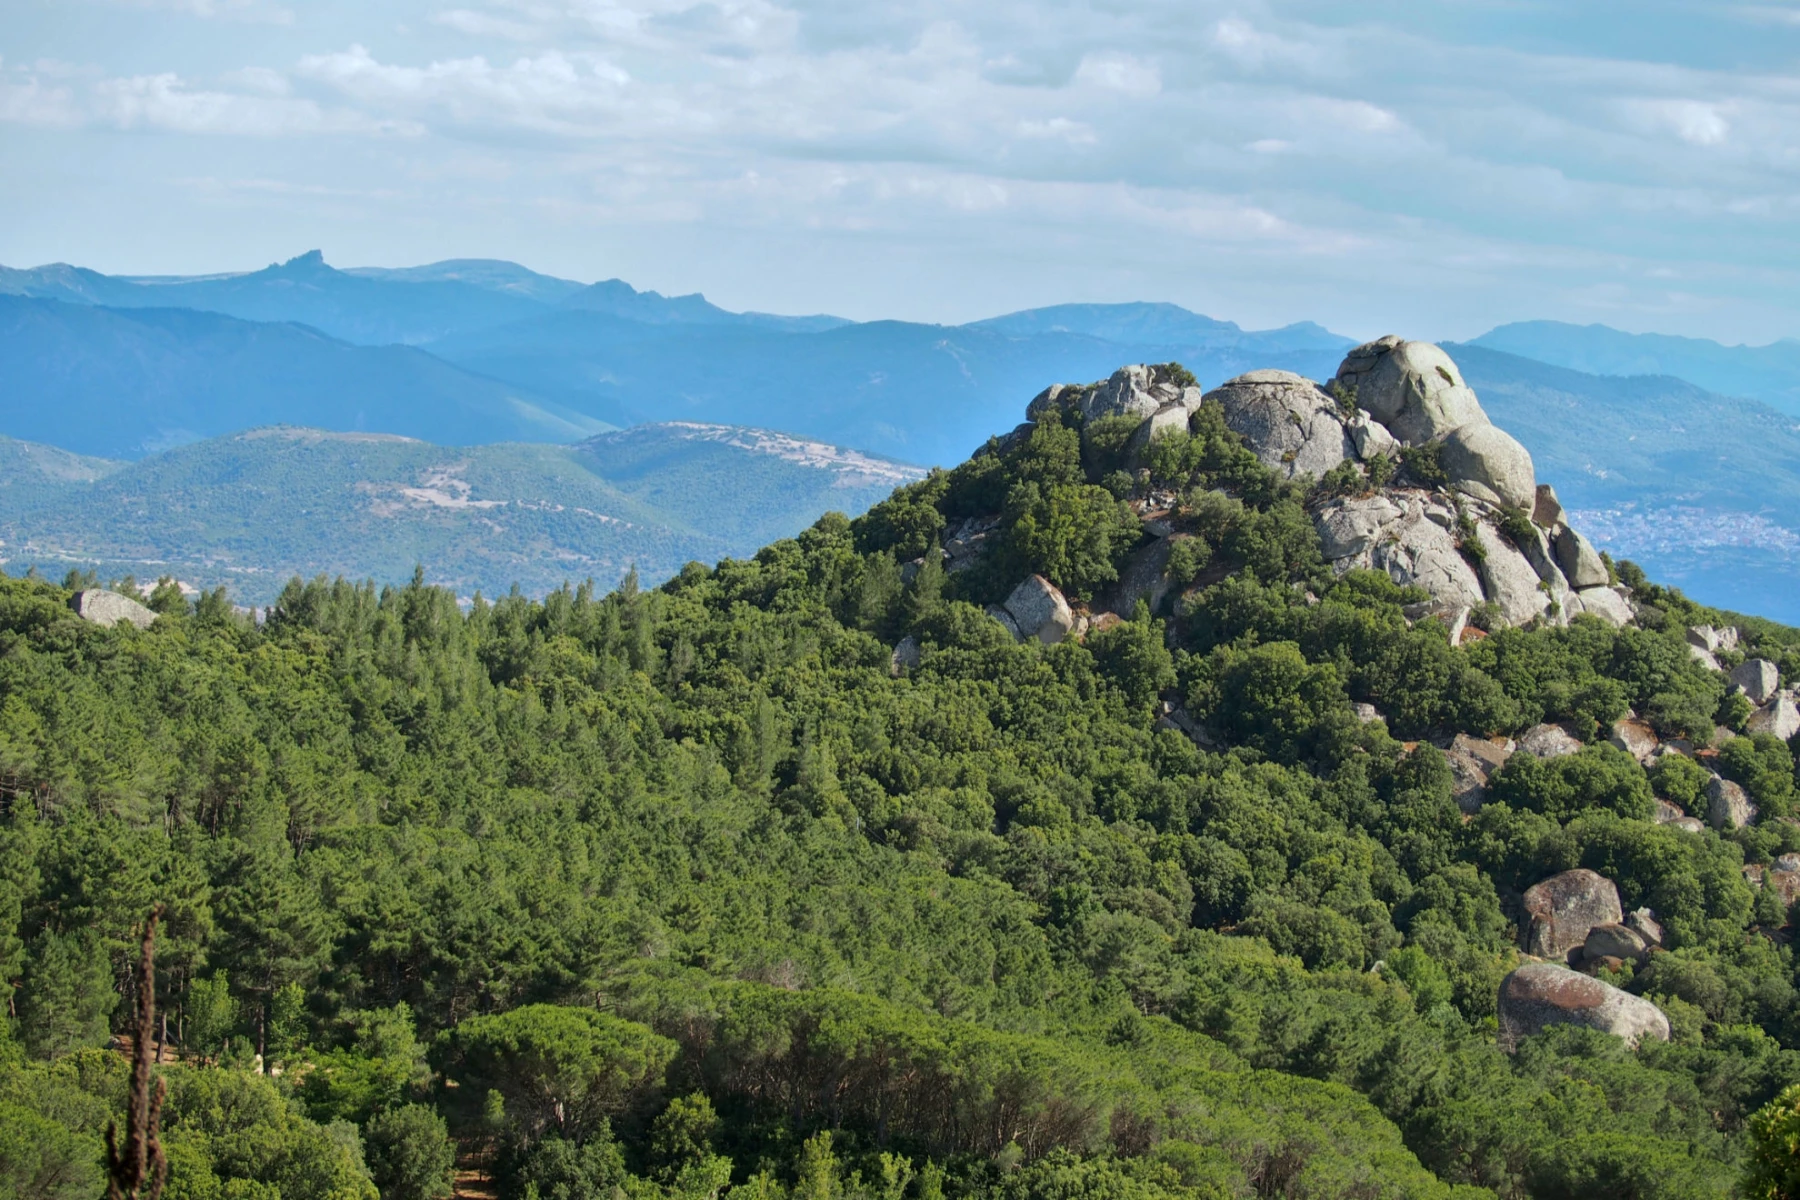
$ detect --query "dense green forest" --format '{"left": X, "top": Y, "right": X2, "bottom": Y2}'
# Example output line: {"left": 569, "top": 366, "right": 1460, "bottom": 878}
{"left": 5, "top": 395, "right": 1800, "bottom": 1200}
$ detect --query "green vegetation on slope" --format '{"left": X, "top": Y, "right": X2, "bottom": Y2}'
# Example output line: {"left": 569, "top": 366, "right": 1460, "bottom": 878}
{"left": 4, "top": 397, "right": 1800, "bottom": 1199}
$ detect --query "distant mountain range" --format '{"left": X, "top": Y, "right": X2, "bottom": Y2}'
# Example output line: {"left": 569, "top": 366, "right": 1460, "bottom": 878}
{"left": 1470, "top": 321, "right": 1800, "bottom": 416}
{"left": 0, "top": 294, "right": 606, "bottom": 458}
{"left": 0, "top": 424, "right": 923, "bottom": 602}
{"left": 4, "top": 248, "right": 1800, "bottom": 618}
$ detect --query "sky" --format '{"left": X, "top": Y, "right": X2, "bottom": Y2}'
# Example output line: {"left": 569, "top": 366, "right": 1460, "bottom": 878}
{"left": 3, "top": 0, "right": 1800, "bottom": 341}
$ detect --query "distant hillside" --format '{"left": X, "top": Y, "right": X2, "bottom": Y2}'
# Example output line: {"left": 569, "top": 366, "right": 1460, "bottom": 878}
{"left": 1470, "top": 320, "right": 1800, "bottom": 416}
{"left": 0, "top": 425, "right": 923, "bottom": 601}
{"left": 0, "top": 296, "right": 606, "bottom": 458}
{"left": 1453, "top": 343, "right": 1800, "bottom": 620}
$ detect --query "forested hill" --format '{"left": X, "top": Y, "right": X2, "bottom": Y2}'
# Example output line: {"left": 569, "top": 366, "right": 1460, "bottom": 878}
{"left": 7, "top": 347, "right": 1800, "bottom": 1200}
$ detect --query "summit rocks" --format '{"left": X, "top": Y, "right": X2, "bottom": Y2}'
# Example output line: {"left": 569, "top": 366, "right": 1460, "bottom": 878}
{"left": 989, "top": 337, "right": 1632, "bottom": 646}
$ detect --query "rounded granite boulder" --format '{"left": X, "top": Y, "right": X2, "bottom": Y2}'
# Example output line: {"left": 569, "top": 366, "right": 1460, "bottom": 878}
{"left": 1441, "top": 422, "right": 1537, "bottom": 510}
{"left": 1203, "top": 369, "right": 1352, "bottom": 480}
{"left": 1497, "top": 963, "right": 1670, "bottom": 1052}
{"left": 1333, "top": 338, "right": 1487, "bottom": 444}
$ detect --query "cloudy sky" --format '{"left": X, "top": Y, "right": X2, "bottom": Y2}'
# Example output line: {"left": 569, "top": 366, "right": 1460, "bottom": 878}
{"left": 3, "top": 0, "right": 1799, "bottom": 340}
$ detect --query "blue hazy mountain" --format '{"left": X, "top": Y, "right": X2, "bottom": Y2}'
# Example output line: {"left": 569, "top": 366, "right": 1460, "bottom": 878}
{"left": 0, "top": 251, "right": 850, "bottom": 346}
{"left": 1450, "top": 343, "right": 1800, "bottom": 622}
{"left": 1470, "top": 320, "right": 1800, "bottom": 416}
{"left": 0, "top": 295, "right": 607, "bottom": 459}
{"left": 0, "top": 250, "right": 553, "bottom": 345}
{"left": 427, "top": 307, "right": 1353, "bottom": 465}
{"left": 970, "top": 302, "right": 1349, "bottom": 355}
{"left": 341, "top": 258, "right": 589, "bottom": 304}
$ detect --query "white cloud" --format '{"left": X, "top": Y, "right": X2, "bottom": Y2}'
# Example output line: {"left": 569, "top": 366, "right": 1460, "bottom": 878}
{"left": 432, "top": 9, "right": 541, "bottom": 41}
{"left": 94, "top": 73, "right": 394, "bottom": 135}
{"left": 296, "top": 44, "right": 636, "bottom": 135}
{"left": 1623, "top": 98, "right": 1733, "bottom": 145}
{"left": 1072, "top": 52, "right": 1161, "bottom": 97}
{"left": 1016, "top": 117, "right": 1096, "bottom": 145}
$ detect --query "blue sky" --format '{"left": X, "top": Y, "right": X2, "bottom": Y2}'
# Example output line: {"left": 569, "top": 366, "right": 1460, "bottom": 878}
{"left": 3, "top": 0, "right": 1799, "bottom": 341}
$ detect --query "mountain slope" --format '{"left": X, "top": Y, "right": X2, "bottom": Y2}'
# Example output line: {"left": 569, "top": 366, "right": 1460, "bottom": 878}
{"left": 0, "top": 296, "right": 606, "bottom": 458}
{"left": 2, "top": 350, "right": 1794, "bottom": 1200}
{"left": 1470, "top": 320, "right": 1800, "bottom": 416}
{"left": 0, "top": 425, "right": 923, "bottom": 600}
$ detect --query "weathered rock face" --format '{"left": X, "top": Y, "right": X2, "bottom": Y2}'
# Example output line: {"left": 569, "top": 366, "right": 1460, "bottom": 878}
{"left": 1004, "top": 575, "right": 1075, "bottom": 645}
{"left": 1733, "top": 659, "right": 1782, "bottom": 705}
{"left": 1108, "top": 536, "right": 1179, "bottom": 618}
{"left": 1441, "top": 422, "right": 1537, "bottom": 510}
{"left": 986, "top": 604, "right": 1022, "bottom": 640}
{"left": 1497, "top": 963, "right": 1670, "bottom": 1052}
{"left": 1707, "top": 776, "right": 1756, "bottom": 830}
{"left": 1748, "top": 697, "right": 1800, "bottom": 742}
{"left": 1445, "top": 734, "right": 1514, "bottom": 814}
{"left": 1477, "top": 528, "right": 1552, "bottom": 627}
{"left": 1688, "top": 624, "right": 1740, "bottom": 654}
{"left": 890, "top": 635, "right": 921, "bottom": 677}
{"left": 1522, "top": 868, "right": 1622, "bottom": 961}
{"left": 1551, "top": 526, "right": 1610, "bottom": 589}
{"left": 1625, "top": 908, "right": 1664, "bottom": 947}
{"left": 1573, "top": 586, "right": 1634, "bottom": 627}
{"left": 1532, "top": 484, "right": 1566, "bottom": 528}
{"left": 1313, "top": 492, "right": 1485, "bottom": 613}
{"left": 1204, "top": 370, "right": 1353, "bottom": 480}
{"left": 1608, "top": 719, "right": 1659, "bottom": 762}
{"left": 1519, "top": 723, "right": 1583, "bottom": 759}
{"left": 73, "top": 590, "right": 156, "bottom": 630}
{"left": 1126, "top": 404, "right": 1193, "bottom": 460}
{"left": 1346, "top": 411, "right": 1399, "bottom": 460}
{"left": 1334, "top": 338, "right": 1487, "bottom": 444}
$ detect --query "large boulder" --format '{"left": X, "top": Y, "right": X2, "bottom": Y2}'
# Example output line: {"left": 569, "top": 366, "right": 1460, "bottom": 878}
{"left": 1497, "top": 963, "right": 1670, "bottom": 1052}
{"left": 1522, "top": 868, "right": 1622, "bottom": 961}
{"left": 1477, "top": 526, "right": 1552, "bottom": 627}
{"left": 1333, "top": 338, "right": 1488, "bottom": 444}
{"left": 1441, "top": 423, "right": 1537, "bottom": 510}
{"left": 73, "top": 589, "right": 156, "bottom": 630}
{"left": 1004, "top": 575, "right": 1075, "bottom": 645}
{"left": 1707, "top": 776, "right": 1756, "bottom": 830}
{"left": 1204, "top": 370, "right": 1353, "bottom": 480}
{"left": 1732, "top": 659, "right": 1781, "bottom": 705}
{"left": 1747, "top": 697, "right": 1800, "bottom": 742}
{"left": 1551, "top": 526, "right": 1609, "bottom": 589}
{"left": 1518, "top": 723, "right": 1583, "bottom": 759}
